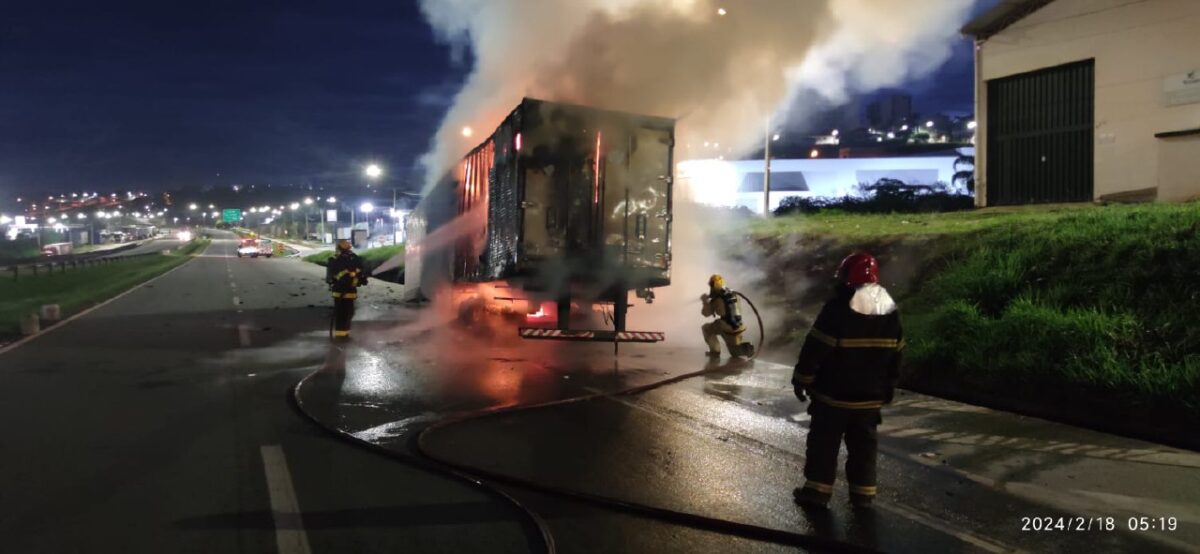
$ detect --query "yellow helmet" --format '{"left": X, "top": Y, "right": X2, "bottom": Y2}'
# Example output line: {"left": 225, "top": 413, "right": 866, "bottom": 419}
{"left": 336, "top": 239, "right": 352, "bottom": 251}
{"left": 708, "top": 274, "right": 725, "bottom": 290}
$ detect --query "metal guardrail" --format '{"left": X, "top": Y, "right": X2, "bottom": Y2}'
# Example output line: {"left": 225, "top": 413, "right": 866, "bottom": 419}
{"left": 3, "top": 249, "right": 168, "bottom": 281}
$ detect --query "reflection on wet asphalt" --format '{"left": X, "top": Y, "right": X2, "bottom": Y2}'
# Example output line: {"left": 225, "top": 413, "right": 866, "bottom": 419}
{"left": 295, "top": 312, "right": 1193, "bottom": 554}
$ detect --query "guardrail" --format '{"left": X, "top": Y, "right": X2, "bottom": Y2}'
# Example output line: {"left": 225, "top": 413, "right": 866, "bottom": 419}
{"left": 3, "top": 250, "right": 168, "bottom": 281}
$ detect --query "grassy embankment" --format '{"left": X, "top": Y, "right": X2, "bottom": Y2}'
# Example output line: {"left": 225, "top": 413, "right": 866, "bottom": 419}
{"left": 0, "top": 239, "right": 210, "bottom": 337}
{"left": 303, "top": 245, "right": 405, "bottom": 281}
{"left": 746, "top": 202, "right": 1200, "bottom": 445}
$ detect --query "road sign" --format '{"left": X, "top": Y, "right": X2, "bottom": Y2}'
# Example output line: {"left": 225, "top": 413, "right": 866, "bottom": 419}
{"left": 222, "top": 209, "right": 242, "bottom": 222}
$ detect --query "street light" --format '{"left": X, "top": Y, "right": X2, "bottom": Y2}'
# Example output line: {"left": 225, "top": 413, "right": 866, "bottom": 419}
{"left": 188, "top": 203, "right": 197, "bottom": 210}
{"left": 364, "top": 164, "right": 383, "bottom": 179}
{"left": 289, "top": 202, "right": 300, "bottom": 210}
{"left": 461, "top": 127, "right": 473, "bottom": 138}
{"left": 327, "top": 196, "right": 337, "bottom": 203}
{"left": 303, "top": 197, "right": 313, "bottom": 205}
{"left": 360, "top": 202, "right": 374, "bottom": 214}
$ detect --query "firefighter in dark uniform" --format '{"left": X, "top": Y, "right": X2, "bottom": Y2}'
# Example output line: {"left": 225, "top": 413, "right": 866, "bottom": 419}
{"left": 326, "top": 240, "right": 367, "bottom": 339}
{"left": 792, "top": 253, "right": 903, "bottom": 509}
{"left": 701, "top": 274, "right": 754, "bottom": 359}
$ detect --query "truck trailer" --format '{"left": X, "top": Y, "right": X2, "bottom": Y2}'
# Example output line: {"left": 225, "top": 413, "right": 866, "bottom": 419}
{"left": 405, "top": 98, "right": 675, "bottom": 343}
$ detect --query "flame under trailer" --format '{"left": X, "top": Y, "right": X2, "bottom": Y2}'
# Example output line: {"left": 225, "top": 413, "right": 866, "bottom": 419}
{"left": 405, "top": 98, "right": 674, "bottom": 344}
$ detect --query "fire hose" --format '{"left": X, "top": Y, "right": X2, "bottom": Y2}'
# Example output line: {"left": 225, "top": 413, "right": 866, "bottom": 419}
{"left": 291, "top": 292, "right": 878, "bottom": 554}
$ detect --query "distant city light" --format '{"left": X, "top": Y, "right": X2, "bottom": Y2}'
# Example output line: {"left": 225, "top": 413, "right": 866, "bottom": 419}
{"left": 304, "top": 197, "right": 314, "bottom": 205}
{"left": 77, "top": 213, "right": 87, "bottom": 220}
{"left": 831, "top": 129, "right": 839, "bottom": 137}
{"left": 188, "top": 203, "right": 197, "bottom": 210}
{"left": 967, "top": 120, "right": 978, "bottom": 130}
{"left": 326, "top": 197, "right": 337, "bottom": 203}
{"left": 887, "top": 132, "right": 896, "bottom": 139}
{"left": 809, "top": 149, "right": 820, "bottom": 158}
{"left": 900, "top": 125, "right": 908, "bottom": 131}
{"left": 926, "top": 121, "right": 935, "bottom": 128}
{"left": 289, "top": 203, "right": 300, "bottom": 210}
{"left": 0, "top": 216, "right": 11, "bottom": 224}
{"left": 772, "top": 133, "right": 780, "bottom": 141}
{"left": 364, "top": 164, "right": 383, "bottom": 179}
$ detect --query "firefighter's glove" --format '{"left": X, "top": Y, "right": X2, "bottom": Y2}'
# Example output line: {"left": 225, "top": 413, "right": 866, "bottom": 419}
{"left": 793, "top": 384, "right": 808, "bottom": 402}
{"left": 700, "top": 293, "right": 710, "bottom": 302}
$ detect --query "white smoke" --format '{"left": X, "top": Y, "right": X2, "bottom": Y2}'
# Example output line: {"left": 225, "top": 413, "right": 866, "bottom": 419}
{"left": 418, "top": 0, "right": 978, "bottom": 184}
{"left": 415, "top": 0, "right": 978, "bottom": 351}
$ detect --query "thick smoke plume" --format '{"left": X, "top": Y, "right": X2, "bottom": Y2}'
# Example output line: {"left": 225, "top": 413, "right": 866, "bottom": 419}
{"left": 415, "top": 0, "right": 977, "bottom": 350}
{"left": 418, "top": 0, "right": 976, "bottom": 182}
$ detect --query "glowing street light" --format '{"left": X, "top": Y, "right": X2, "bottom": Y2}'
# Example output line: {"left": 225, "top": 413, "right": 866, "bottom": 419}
{"left": 925, "top": 121, "right": 935, "bottom": 128}
{"left": 289, "top": 202, "right": 300, "bottom": 210}
{"left": 717, "top": 7, "right": 727, "bottom": 16}
{"left": 359, "top": 202, "right": 374, "bottom": 214}
{"left": 77, "top": 213, "right": 87, "bottom": 220}
{"left": 461, "top": 127, "right": 473, "bottom": 138}
{"left": 0, "top": 215, "right": 11, "bottom": 225}
{"left": 967, "top": 121, "right": 977, "bottom": 130}
{"left": 188, "top": 203, "right": 198, "bottom": 210}
{"left": 831, "top": 129, "right": 840, "bottom": 137}
{"left": 772, "top": 133, "right": 780, "bottom": 141}
{"left": 809, "top": 149, "right": 820, "bottom": 158}
{"left": 303, "top": 197, "right": 314, "bottom": 205}
{"left": 326, "top": 196, "right": 337, "bottom": 204}
{"left": 364, "top": 164, "right": 383, "bottom": 179}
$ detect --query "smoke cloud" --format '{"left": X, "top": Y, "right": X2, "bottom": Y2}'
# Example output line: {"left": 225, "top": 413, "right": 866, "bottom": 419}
{"left": 418, "top": 0, "right": 977, "bottom": 184}
{"left": 414, "top": 0, "right": 978, "bottom": 352}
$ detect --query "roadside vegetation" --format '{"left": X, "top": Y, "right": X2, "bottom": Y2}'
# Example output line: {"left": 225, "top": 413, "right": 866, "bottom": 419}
{"left": 748, "top": 201, "right": 1200, "bottom": 446}
{"left": 304, "top": 245, "right": 405, "bottom": 281}
{"left": 0, "top": 239, "right": 209, "bottom": 337}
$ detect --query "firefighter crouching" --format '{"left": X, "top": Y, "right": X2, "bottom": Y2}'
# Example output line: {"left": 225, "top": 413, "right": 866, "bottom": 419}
{"left": 701, "top": 274, "right": 754, "bottom": 359}
{"left": 792, "top": 253, "right": 903, "bottom": 509}
{"left": 326, "top": 240, "right": 368, "bottom": 339}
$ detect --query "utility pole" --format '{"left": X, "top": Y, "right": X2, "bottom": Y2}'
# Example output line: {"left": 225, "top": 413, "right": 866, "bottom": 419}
{"left": 763, "top": 118, "right": 772, "bottom": 217}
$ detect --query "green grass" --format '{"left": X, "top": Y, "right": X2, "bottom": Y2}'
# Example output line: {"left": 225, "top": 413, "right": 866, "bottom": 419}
{"left": 760, "top": 201, "right": 1200, "bottom": 425}
{"left": 0, "top": 239, "right": 209, "bottom": 337}
{"left": 303, "top": 245, "right": 404, "bottom": 275}
{"left": 747, "top": 203, "right": 1101, "bottom": 239}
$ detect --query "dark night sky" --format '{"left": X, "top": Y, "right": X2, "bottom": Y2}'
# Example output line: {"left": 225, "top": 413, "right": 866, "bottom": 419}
{"left": 1, "top": 0, "right": 996, "bottom": 194}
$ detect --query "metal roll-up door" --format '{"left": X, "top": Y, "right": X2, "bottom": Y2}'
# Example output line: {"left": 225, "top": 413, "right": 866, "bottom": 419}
{"left": 987, "top": 59, "right": 1094, "bottom": 205}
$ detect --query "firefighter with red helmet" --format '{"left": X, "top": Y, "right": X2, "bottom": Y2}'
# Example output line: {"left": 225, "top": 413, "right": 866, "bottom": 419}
{"left": 701, "top": 274, "right": 754, "bottom": 359}
{"left": 326, "top": 240, "right": 367, "bottom": 339}
{"left": 792, "top": 252, "right": 903, "bottom": 509}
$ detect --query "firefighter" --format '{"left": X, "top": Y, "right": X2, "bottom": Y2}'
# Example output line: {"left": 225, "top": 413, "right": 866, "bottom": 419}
{"left": 326, "top": 240, "right": 368, "bottom": 339}
{"left": 701, "top": 274, "right": 754, "bottom": 359}
{"left": 792, "top": 253, "right": 903, "bottom": 509}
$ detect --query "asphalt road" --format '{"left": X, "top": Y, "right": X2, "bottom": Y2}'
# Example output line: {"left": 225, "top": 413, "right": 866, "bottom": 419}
{"left": 0, "top": 230, "right": 534, "bottom": 553}
{"left": 2, "top": 229, "right": 1197, "bottom": 553}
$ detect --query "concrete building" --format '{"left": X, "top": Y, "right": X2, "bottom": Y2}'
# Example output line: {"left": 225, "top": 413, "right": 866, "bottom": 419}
{"left": 964, "top": 0, "right": 1200, "bottom": 206}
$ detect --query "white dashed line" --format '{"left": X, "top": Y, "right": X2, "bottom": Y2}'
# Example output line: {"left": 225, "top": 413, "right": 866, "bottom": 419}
{"left": 259, "top": 445, "right": 312, "bottom": 554}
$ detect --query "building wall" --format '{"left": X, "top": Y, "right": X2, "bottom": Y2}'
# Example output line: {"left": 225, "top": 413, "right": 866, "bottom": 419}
{"left": 975, "top": 0, "right": 1200, "bottom": 205}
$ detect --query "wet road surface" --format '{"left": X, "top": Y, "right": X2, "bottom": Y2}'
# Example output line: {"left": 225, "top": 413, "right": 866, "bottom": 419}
{"left": 0, "top": 231, "right": 534, "bottom": 553}
{"left": 2, "top": 229, "right": 1197, "bottom": 552}
{"left": 296, "top": 302, "right": 1200, "bottom": 553}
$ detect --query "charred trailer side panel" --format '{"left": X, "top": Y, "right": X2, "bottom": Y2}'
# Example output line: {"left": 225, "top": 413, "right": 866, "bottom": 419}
{"left": 406, "top": 98, "right": 674, "bottom": 338}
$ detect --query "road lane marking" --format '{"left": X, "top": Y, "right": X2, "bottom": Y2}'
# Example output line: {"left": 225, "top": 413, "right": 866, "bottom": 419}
{"left": 232, "top": 296, "right": 241, "bottom": 307}
{"left": 0, "top": 254, "right": 201, "bottom": 357}
{"left": 260, "top": 445, "right": 312, "bottom": 554}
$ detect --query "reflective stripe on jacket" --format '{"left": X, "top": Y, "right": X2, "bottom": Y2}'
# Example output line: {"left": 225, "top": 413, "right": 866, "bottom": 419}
{"left": 792, "top": 285, "right": 903, "bottom": 408}
{"left": 326, "top": 251, "right": 366, "bottom": 298}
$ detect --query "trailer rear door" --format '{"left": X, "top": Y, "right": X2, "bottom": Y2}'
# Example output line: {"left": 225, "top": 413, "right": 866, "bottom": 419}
{"left": 603, "top": 126, "right": 672, "bottom": 280}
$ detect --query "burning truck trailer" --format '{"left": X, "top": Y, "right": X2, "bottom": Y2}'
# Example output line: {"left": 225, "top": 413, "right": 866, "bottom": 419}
{"left": 406, "top": 98, "right": 675, "bottom": 345}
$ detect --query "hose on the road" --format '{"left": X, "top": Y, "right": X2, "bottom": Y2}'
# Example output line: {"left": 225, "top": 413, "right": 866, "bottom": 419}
{"left": 290, "top": 365, "right": 557, "bottom": 554}
{"left": 293, "top": 291, "right": 878, "bottom": 554}
{"left": 410, "top": 360, "right": 879, "bottom": 554}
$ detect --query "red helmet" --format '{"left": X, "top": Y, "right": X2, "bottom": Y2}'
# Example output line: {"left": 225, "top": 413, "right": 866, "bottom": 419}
{"left": 837, "top": 253, "right": 879, "bottom": 286}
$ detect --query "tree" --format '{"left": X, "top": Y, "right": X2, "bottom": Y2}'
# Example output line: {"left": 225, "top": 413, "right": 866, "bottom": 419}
{"left": 953, "top": 153, "right": 975, "bottom": 194}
